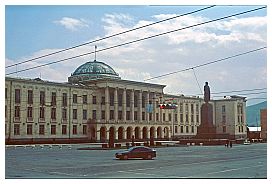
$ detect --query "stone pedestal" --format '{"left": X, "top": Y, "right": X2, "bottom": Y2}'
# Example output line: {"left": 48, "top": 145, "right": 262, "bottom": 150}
{"left": 196, "top": 103, "right": 217, "bottom": 139}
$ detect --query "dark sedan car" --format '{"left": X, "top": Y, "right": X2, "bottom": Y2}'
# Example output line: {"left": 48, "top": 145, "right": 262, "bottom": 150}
{"left": 115, "top": 146, "right": 156, "bottom": 160}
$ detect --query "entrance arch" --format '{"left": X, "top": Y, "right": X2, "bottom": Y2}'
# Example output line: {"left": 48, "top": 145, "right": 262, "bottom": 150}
{"left": 109, "top": 127, "right": 115, "bottom": 141}
{"left": 135, "top": 127, "right": 140, "bottom": 139}
{"left": 118, "top": 127, "right": 124, "bottom": 140}
{"left": 89, "top": 126, "right": 96, "bottom": 140}
{"left": 100, "top": 126, "right": 107, "bottom": 142}
{"left": 126, "top": 126, "right": 132, "bottom": 140}
{"left": 142, "top": 127, "right": 148, "bottom": 140}
{"left": 157, "top": 127, "right": 162, "bottom": 139}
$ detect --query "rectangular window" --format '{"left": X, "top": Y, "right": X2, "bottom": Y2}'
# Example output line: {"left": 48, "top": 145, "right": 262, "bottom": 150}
{"left": 51, "top": 108, "right": 56, "bottom": 120}
{"left": 92, "top": 110, "right": 96, "bottom": 120}
{"left": 39, "top": 125, "right": 45, "bottom": 135}
{"left": 180, "top": 104, "right": 183, "bottom": 113}
{"left": 62, "top": 93, "right": 67, "bottom": 106}
{"left": 126, "top": 111, "right": 130, "bottom": 120}
{"left": 118, "top": 94, "right": 122, "bottom": 106}
{"left": 185, "top": 104, "right": 188, "bottom": 112}
{"left": 5, "top": 105, "right": 7, "bottom": 118}
{"left": 40, "top": 107, "right": 45, "bottom": 119}
{"left": 186, "top": 114, "right": 189, "bottom": 122}
{"left": 83, "top": 125, "right": 87, "bottom": 135}
{"left": 27, "top": 124, "right": 32, "bottom": 135}
{"left": 156, "top": 113, "right": 159, "bottom": 121}
{"left": 134, "top": 95, "right": 138, "bottom": 107}
{"left": 62, "top": 125, "right": 67, "bottom": 135}
{"left": 51, "top": 125, "right": 56, "bottom": 135}
{"left": 14, "top": 124, "right": 20, "bottom": 135}
{"left": 5, "top": 88, "right": 7, "bottom": 99}
{"left": 175, "top": 114, "right": 178, "bottom": 122}
{"left": 15, "top": 89, "right": 20, "bottom": 104}
{"left": 222, "top": 115, "right": 226, "bottom": 123}
{"left": 118, "top": 111, "right": 122, "bottom": 120}
{"left": 191, "top": 126, "right": 194, "bottom": 133}
{"left": 73, "top": 125, "right": 77, "bottom": 134}
{"left": 110, "top": 110, "right": 114, "bottom": 120}
{"left": 27, "top": 90, "right": 33, "bottom": 104}
{"left": 175, "top": 126, "right": 178, "bottom": 133}
{"left": 27, "top": 107, "right": 32, "bottom": 118}
{"left": 196, "top": 115, "right": 199, "bottom": 123}
{"left": 180, "top": 114, "right": 183, "bottom": 122}
{"left": 134, "top": 111, "right": 138, "bottom": 120}
{"left": 93, "top": 96, "right": 97, "bottom": 104}
{"left": 196, "top": 104, "right": 199, "bottom": 113}
{"left": 142, "top": 96, "right": 145, "bottom": 108}
{"left": 222, "top": 105, "right": 226, "bottom": 113}
{"left": 73, "top": 94, "right": 77, "bottom": 103}
{"left": 101, "top": 96, "right": 105, "bottom": 105}
{"left": 149, "top": 113, "right": 152, "bottom": 121}
{"left": 168, "top": 113, "right": 172, "bottom": 121}
{"left": 241, "top": 115, "right": 243, "bottom": 123}
{"left": 73, "top": 109, "right": 77, "bottom": 119}
{"left": 83, "top": 109, "right": 87, "bottom": 120}
{"left": 83, "top": 95, "right": 88, "bottom": 104}
{"left": 15, "top": 106, "right": 20, "bottom": 118}
{"left": 163, "top": 113, "right": 165, "bottom": 121}
{"left": 62, "top": 108, "right": 67, "bottom": 120}
{"left": 186, "top": 126, "right": 189, "bottom": 133}
{"left": 101, "top": 110, "right": 105, "bottom": 120}
{"left": 40, "top": 91, "right": 45, "bottom": 105}
{"left": 241, "top": 126, "right": 244, "bottom": 132}
{"left": 191, "top": 115, "right": 194, "bottom": 122}
{"left": 180, "top": 126, "right": 183, "bottom": 133}
{"left": 142, "top": 112, "right": 145, "bottom": 121}
{"left": 191, "top": 104, "right": 194, "bottom": 113}
{"left": 223, "top": 126, "right": 226, "bottom": 133}
{"left": 51, "top": 92, "right": 56, "bottom": 106}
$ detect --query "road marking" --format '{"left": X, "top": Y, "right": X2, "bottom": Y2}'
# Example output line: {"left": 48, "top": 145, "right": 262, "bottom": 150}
{"left": 206, "top": 164, "right": 264, "bottom": 175}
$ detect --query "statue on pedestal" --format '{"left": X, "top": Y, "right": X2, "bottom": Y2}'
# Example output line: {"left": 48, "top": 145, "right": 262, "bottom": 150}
{"left": 204, "top": 82, "right": 210, "bottom": 103}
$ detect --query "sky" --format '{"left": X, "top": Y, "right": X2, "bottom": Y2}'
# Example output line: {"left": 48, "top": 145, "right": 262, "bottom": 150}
{"left": 5, "top": 5, "right": 267, "bottom": 106}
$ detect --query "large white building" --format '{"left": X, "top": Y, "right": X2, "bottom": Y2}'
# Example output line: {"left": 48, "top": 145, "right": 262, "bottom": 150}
{"left": 5, "top": 60, "right": 247, "bottom": 144}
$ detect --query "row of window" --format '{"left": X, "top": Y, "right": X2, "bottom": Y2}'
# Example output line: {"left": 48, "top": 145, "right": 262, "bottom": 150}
{"left": 13, "top": 124, "right": 87, "bottom": 135}
{"left": 11, "top": 89, "right": 155, "bottom": 108}
{"left": 179, "top": 104, "right": 199, "bottom": 113}
{"left": 174, "top": 126, "right": 195, "bottom": 134}
{"left": 12, "top": 105, "right": 200, "bottom": 123}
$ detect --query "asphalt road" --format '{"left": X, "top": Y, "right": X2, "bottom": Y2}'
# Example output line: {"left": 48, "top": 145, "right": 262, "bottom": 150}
{"left": 5, "top": 143, "right": 267, "bottom": 179}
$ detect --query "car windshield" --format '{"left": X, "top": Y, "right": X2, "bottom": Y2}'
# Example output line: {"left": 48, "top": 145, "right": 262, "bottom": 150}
{"left": 127, "top": 147, "right": 149, "bottom": 152}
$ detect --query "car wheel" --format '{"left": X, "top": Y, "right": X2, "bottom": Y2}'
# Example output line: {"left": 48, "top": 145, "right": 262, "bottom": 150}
{"left": 123, "top": 155, "right": 128, "bottom": 160}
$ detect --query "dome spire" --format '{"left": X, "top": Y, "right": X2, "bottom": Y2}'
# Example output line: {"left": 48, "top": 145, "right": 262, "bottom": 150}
{"left": 94, "top": 45, "right": 97, "bottom": 62}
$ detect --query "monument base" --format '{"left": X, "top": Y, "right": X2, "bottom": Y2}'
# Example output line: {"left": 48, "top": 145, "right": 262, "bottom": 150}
{"left": 195, "top": 125, "right": 217, "bottom": 139}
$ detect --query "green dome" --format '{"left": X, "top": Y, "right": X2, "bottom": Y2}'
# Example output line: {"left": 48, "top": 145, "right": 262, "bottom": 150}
{"left": 68, "top": 61, "right": 121, "bottom": 83}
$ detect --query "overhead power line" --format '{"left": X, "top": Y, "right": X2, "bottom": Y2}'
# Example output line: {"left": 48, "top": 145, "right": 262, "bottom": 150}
{"left": 5, "top": 5, "right": 216, "bottom": 69}
{"left": 6, "top": 6, "right": 266, "bottom": 76}
{"left": 195, "top": 87, "right": 267, "bottom": 96}
{"left": 144, "top": 46, "right": 266, "bottom": 81}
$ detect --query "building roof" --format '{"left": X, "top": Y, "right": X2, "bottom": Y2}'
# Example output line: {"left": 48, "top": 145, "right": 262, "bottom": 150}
{"left": 68, "top": 60, "right": 121, "bottom": 83}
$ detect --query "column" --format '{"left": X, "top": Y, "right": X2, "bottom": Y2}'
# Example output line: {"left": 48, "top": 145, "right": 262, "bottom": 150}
{"left": 105, "top": 86, "right": 110, "bottom": 121}
{"left": 122, "top": 89, "right": 126, "bottom": 121}
{"left": 131, "top": 90, "right": 134, "bottom": 121}
{"left": 153, "top": 93, "right": 157, "bottom": 122}
{"left": 114, "top": 88, "right": 118, "bottom": 121}
{"left": 146, "top": 91, "right": 150, "bottom": 123}
{"left": 138, "top": 90, "right": 142, "bottom": 122}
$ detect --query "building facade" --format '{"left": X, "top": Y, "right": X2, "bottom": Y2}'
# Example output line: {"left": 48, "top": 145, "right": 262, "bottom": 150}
{"left": 260, "top": 109, "right": 267, "bottom": 141}
{"left": 5, "top": 60, "right": 247, "bottom": 143}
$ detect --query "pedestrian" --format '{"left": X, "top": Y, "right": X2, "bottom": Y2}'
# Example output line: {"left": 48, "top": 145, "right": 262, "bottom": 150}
{"left": 230, "top": 141, "right": 233, "bottom": 148}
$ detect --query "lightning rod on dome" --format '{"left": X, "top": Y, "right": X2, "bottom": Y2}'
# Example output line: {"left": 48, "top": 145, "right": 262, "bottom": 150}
{"left": 94, "top": 45, "right": 97, "bottom": 62}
